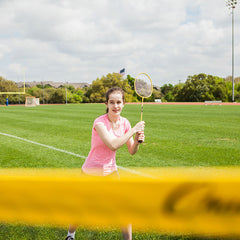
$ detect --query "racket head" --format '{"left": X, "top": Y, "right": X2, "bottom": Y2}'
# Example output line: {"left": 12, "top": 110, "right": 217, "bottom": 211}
{"left": 134, "top": 72, "right": 153, "bottom": 99}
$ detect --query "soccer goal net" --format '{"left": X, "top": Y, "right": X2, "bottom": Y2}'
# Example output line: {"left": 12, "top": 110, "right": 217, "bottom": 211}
{"left": 25, "top": 97, "right": 39, "bottom": 107}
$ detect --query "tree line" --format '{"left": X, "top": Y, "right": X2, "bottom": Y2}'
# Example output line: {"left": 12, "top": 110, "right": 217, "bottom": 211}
{"left": 0, "top": 73, "right": 240, "bottom": 105}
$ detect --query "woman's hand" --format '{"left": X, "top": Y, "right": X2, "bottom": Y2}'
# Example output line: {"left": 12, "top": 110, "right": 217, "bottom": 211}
{"left": 135, "top": 131, "right": 145, "bottom": 144}
{"left": 132, "top": 121, "right": 145, "bottom": 134}
{"left": 127, "top": 121, "right": 145, "bottom": 154}
{"left": 132, "top": 121, "right": 145, "bottom": 144}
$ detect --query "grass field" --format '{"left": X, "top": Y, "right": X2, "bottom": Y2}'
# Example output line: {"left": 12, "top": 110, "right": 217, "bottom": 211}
{"left": 0, "top": 103, "right": 240, "bottom": 240}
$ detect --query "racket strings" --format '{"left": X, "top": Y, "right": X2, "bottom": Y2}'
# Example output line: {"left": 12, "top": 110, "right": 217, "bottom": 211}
{"left": 135, "top": 78, "right": 152, "bottom": 98}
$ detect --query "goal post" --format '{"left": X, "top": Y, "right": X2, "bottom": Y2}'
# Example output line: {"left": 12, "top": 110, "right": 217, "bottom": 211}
{"left": 25, "top": 97, "right": 38, "bottom": 107}
{"left": 35, "top": 98, "right": 40, "bottom": 106}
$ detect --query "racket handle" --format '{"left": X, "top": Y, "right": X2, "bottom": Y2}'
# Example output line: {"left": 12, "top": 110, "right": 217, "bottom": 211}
{"left": 138, "top": 140, "right": 143, "bottom": 144}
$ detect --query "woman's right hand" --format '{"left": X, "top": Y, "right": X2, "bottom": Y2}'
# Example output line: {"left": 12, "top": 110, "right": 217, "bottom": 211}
{"left": 133, "top": 121, "right": 145, "bottom": 134}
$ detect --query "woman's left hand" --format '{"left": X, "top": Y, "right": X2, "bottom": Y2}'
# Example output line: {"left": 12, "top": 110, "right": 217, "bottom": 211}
{"left": 135, "top": 131, "right": 145, "bottom": 144}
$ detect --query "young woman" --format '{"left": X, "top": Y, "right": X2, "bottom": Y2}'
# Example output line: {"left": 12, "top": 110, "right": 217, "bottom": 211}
{"left": 66, "top": 87, "right": 145, "bottom": 240}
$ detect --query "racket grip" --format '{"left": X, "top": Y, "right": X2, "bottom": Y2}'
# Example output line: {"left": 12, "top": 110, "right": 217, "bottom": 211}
{"left": 138, "top": 140, "right": 143, "bottom": 144}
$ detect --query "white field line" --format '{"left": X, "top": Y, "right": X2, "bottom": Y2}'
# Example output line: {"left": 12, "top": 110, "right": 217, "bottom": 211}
{"left": 117, "top": 166, "right": 156, "bottom": 179}
{"left": 0, "top": 132, "right": 155, "bottom": 178}
{"left": 0, "top": 132, "right": 86, "bottom": 158}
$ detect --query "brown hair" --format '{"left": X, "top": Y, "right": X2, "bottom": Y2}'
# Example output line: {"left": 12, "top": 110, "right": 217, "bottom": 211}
{"left": 105, "top": 87, "right": 125, "bottom": 113}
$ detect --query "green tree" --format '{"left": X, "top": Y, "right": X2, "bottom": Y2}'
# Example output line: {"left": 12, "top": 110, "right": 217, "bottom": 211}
{"left": 161, "top": 84, "right": 174, "bottom": 102}
{"left": 67, "top": 85, "right": 75, "bottom": 93}
{"left": 152, "top": 88, "right": 162, "bottom": 100}
{"left": 72, "top": 89, "right": 84, "bottom": 103}
{"left": 83, "top": 87, "right": 93, "bottom": 103}
{"left": 175, "top": 73, "right": 228, "bottom": 102}
{"left": 235, "top": 82, "right": 240, "bottom": 102}
{"left": 90, "top": 73, "right": 134, "bottom": 103}
{"left": 127, "top": 74, "right": 135, "bottom": 90}
{"left": 51, "top": 88, "right": 66, "bottom": 103}
{"left": 0, "top": 77, "right": 18, "bottom": 93}
{"left": 44, "top": 88, "right": 55, "bottom": 104}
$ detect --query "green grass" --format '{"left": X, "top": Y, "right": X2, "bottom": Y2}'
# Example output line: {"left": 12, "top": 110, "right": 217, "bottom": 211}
{"left": 0, "top": 104, "right": 240, "bottom": 239}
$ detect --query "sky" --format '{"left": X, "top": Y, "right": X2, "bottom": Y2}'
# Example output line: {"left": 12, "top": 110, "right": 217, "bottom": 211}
{"left": 0, "top": 0, "right": 240, "bottom": 87}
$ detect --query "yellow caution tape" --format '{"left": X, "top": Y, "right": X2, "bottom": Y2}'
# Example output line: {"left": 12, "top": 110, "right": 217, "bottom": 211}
{"left": 0, "top": 167, "right": 240, "bottom": 236}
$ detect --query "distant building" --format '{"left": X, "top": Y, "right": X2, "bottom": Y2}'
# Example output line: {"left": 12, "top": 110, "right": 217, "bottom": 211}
{"left": 16, "top": 81, "right": 90, "bottom": 89}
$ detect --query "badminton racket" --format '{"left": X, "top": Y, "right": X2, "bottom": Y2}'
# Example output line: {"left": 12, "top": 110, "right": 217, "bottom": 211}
{"left": 134, "top": 72, "right": 153, "bottom": 143}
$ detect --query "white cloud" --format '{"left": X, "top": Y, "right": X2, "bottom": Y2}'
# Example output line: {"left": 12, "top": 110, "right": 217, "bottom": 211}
{"left": 0, "top": 43, "right": 10, "bottom": 59}
{"left": 0, "top": 0, "right": 239, "bottom": 86}
{"left": 8, "top": 63, "right": 26, "bottom": 76}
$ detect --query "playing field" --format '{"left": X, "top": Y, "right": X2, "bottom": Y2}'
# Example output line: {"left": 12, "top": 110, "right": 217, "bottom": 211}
{"left": 0, "top": 103, "right": 240, "bottom": 239}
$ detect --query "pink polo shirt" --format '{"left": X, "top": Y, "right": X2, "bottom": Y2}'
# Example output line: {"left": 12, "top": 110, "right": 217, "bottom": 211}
{"left": 82, "top": 114, "right": 131, "bottom": 176}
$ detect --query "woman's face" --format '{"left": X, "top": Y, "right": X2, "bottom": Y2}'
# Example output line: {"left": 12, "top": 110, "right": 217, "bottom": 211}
{"left": 106, "top": 91, "right": 124, "bottom": 117}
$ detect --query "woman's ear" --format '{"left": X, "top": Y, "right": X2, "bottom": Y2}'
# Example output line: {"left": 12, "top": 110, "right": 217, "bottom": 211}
{"left": 105, "top": 102, "right": 108, "bottom": 113}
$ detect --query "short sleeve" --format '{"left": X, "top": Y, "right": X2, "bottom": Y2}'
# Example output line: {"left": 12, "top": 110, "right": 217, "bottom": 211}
{"left": 93, "top": 115, "right": 108, "bottom": 131}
